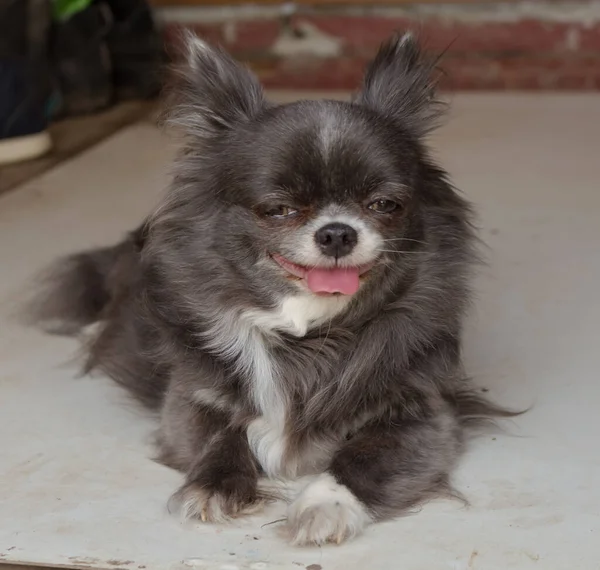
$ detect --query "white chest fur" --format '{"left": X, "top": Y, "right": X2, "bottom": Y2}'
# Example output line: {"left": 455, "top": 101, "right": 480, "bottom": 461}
{"left": 244, "top": 293, "right": 352, "bottom": 338}
{"left": 243, "top": 293, "right": 350, "bottom": 477}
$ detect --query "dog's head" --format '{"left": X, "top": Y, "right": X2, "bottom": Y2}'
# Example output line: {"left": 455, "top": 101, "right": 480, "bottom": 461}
{"left": 151, "top": 33, "right": 473, "bottom": 331}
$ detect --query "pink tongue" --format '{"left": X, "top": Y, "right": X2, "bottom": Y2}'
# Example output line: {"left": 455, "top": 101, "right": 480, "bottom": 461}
{"left": 306, "top": 267, "right": 361, "bottom": 295}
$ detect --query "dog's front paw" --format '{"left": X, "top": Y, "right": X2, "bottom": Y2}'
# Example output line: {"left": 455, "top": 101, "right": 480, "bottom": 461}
{"left": 286, "top": 474, "right": 372, "bottom": 546}
{"left": 170, "top": 478, "right": 267, "bottom": 523}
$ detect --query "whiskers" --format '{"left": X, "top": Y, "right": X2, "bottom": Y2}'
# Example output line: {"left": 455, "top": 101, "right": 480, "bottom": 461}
{"left": 382, "top": 237, "right": 427, "bottom": 245}
{"left": 377, "top": 249, "right": 429, "bottom": 255}
{"left": 378, "top": 237, "right": 430, "bottom": 257}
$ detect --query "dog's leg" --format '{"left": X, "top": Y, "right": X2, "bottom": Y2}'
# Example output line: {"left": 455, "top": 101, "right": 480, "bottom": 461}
{"left": 170, "top": 428, "right": 269, "bottom": 523}
{"left": 287, "top": 412, "right": 460, "bottom": 545}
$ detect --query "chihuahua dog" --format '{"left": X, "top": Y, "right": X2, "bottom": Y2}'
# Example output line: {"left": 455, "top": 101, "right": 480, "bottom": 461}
{"left": 30, "top": 32, "right": 513, "bottom": 545}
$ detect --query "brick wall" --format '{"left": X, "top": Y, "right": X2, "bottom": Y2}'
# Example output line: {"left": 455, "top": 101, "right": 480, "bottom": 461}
{"left": 158, "top": 1, "right": 600, "bottom": 90}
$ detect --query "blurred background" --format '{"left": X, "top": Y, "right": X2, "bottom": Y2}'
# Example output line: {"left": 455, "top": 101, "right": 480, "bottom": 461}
{"left": 1, "top": 0, "right": 599, "bottom": 190}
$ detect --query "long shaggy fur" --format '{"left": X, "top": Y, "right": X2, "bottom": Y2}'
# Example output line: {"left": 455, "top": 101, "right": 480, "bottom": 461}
{"left": 27, "top": 33, "right": 519, "bottom": 545}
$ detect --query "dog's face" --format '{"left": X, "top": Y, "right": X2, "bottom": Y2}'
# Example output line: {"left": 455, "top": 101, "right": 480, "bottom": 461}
{"left": 216, "top": 99, "right": 425, "bottom": 298}
{"left": 158, "top": 33, "right": 462, "bottom": 324}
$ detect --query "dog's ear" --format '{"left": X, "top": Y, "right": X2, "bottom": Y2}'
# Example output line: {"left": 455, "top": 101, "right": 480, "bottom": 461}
{"left": 355, "top": 33, "right": 444, "bottom": 137}
{"left": 165, "top": 32, "right": 265, "bottom": 140}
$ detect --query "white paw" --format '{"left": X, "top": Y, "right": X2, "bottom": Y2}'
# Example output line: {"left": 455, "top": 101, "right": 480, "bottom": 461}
{"left": 169, "top": 484, "right": 265, "bottom": 523}
{"left": 286, "top": 474, "right": 372, "bottom": 546}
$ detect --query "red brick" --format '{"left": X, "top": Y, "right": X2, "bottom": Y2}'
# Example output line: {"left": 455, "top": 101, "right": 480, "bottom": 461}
{"left": 579, "top": 23, "right": 600, "bottom": 51}
{"left": 439, "top": 56, "right": 509, "bottom": 90}
{"left": 192, "top": 23, "right": 225, "bottom": 46}
{"left": 163, "top": 22, "right": 224, "bottom": 53}
{"left": 227, "top": 19, "right": 281, "bottom": 53}
{"left": 293, "top": 15, "right": 409, "bottom": 53}
{"left": 425, "top": 19, "right": 574, "bottom": 54}
{"left": 546, "top": 59, "right": 600, "bottom": 90}
{"left": 246, "top": 52, "right": 600, "bottom": 91}
{"left": 162, "top": 22, "right": 600, "bottom": 92}
{"left": 251, "top": 56, "right": 366, "bottom": 90}
{"left": 295, "top": 15, "right": 579, "bottom": 55}
{"left": 445, "top": 54, "right": 600, "bottom": 90}
{"left": 165, "top": 17, "right": 598, "bottom": 58}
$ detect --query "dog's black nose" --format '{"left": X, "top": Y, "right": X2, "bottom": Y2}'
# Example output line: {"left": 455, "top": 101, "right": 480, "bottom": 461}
{"left": 314, "top": 223, "right": 358, "bottom": 258}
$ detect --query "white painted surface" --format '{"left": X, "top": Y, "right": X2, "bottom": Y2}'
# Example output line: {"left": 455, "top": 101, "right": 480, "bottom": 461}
{"left": 0, "top": 95, "right": 599, "bottom": 570}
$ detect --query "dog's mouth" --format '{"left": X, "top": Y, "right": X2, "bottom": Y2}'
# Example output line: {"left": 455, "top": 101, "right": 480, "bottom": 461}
{"left": 271, "top": 254, "right": 374, "bottom": 296}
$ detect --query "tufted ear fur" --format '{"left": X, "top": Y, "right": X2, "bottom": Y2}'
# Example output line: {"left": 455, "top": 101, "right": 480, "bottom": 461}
{"left": 355, "top": 33, "right": 445, "bottom": 138}
{"left": 164, "top": 32, "right": 266, "bottom": 140}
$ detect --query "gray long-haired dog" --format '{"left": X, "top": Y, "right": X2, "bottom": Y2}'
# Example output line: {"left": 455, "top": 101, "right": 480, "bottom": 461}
{"left": 29, "top": 32, "right": 516, "bottom": 545}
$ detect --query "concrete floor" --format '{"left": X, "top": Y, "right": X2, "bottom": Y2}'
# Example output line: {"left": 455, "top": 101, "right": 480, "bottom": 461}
{"left": 0, "top": 94, "right": 599, "bottom": 570}
{"left": 0, "top": 101, "right": 155, "bottom": 197}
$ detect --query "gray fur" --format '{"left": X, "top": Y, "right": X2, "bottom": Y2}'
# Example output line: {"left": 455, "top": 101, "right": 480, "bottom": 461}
{"left": 27, "top": 33, "right": 518, "bottom": 545}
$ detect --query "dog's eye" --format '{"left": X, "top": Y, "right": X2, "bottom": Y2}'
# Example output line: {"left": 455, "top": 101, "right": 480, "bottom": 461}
{"left": 264, "top": 206, "right": 298, "bottom": 218}
{"left": 367, "top": 199, "right": 399, "bottom": 214}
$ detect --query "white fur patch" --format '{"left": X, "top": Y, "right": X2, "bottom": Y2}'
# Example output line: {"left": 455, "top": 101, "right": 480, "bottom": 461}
{"left": 241, "top": 295, "right": 349, "bottom": 477}
{"left": 203, "top": 308, "right": 286, "bottom": 477}
{"left": 294, "top": 209, "right": 383, "bottom": 270}
{"left": 318, "top": 108, "right": 343, "bottom": 158}
{"left": 177, "top": 486, "right": 230, "bottom": 523}
{"left": 244, "top": 294, "right": 351, "bottom": 338}
{"left": 172, "top": 485, "right": 265, "bottom": 523}
{"left": 247, "top": 416, "right": 289, "bottom": 478}
{"left": 192, "top": 387, "right": 229, "bottom": 411}
{"left": 203, "top": 291, "right": 352, "bottom": 479}
{"left": 287, "top": 474, "right": 373, "bottom": 545}
{"left": 187, "top": 35, "right": 210, "bottom": 60}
